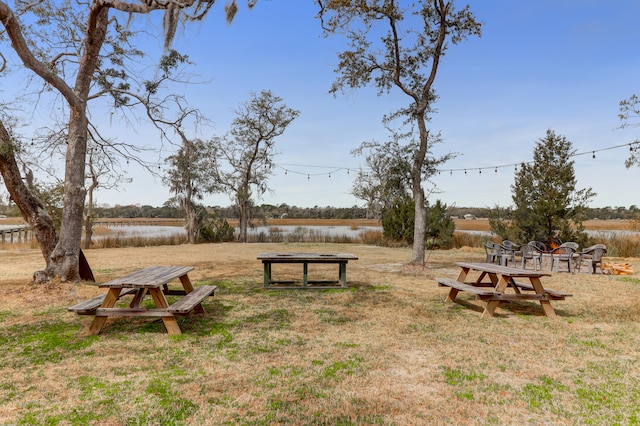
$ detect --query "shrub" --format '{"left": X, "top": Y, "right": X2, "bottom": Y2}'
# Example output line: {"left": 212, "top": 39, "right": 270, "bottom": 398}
{"left": 425, "top": 200, "right": 455, "bottom": 249}
{"left": 198, "top": 216, "right": 235, "bottom": 243}
{"left": 381, "top": 195, "right": 415, "bottom": 244}
{"left": 381, "top": 196, "right": 455, "bottom": 248}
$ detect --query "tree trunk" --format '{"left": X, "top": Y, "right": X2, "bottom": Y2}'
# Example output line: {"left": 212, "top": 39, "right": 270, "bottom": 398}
{"left": 182, "top": 198, "right": 198, "bottom": 244}
{"left": 0, "top": 120, "right": 59, "bottom": 271}
{"left": 49, "top": 113, "right": 89, "bottom": 282}
{"left": 238, "top": 198, "right": 248, "bottom": 243}
{"left": 410, "top": 119, "right": 430, "bottom": 266}
{"left": 83, "top": 211, "right": 93, "bottom": 250}
{"left": 411, "top": 185, "right": 427, "bottom": 265}
{"left": 83, "top": 175, "right": 98, "bottom": 250}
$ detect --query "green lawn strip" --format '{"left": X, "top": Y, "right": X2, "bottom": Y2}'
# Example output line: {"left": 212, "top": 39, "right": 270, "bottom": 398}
{"left": 1, "top": 320, "right": 97, "bottom": 367}
{"left": 0, "top": 309, "right": 17, "bottom": 321}
{"left": 234, "top": 352, "right": 369, "bottom": 424}
{"left": 571, "top": 360, "right": 640, "bottom": 424}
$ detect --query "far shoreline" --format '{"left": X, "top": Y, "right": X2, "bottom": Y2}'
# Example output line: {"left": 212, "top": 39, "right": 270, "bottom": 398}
{"left": 3, "top": 216, "right": 636, "bottom": 232}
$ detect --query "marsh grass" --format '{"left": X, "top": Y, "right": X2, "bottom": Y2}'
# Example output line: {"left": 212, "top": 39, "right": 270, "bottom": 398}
{"left": 247, "top": 226, "right": 363, "bottom": 244}
{"left": 7, "top": 217, "right": 637, "bottom": 255}
{"left": 90, "top": 233, "right": 188, "bottom": 248}
{"left": 595, "top": 232, "right": 640, "bottom": 257}
{"left": 1, "top": 243, "right": 639, "bottom": 424}
{"left": 452, "top": 231, "right": 494, "bottom": 248}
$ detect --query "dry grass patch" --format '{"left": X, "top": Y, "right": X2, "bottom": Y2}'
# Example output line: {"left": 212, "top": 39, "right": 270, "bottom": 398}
{"left": 1, "top": 243, "right": 639, "bottom": 425}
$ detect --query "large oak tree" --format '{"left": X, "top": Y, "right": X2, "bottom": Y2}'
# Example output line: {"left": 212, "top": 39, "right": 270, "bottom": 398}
{"left": 208, "top": 90, "right": 299, "bottom": 242}
{"left": 0, "top": 0, "right": 254, "bottom": 281}
{"left": 316, "top": 0, "right": 481, "bottom": 265}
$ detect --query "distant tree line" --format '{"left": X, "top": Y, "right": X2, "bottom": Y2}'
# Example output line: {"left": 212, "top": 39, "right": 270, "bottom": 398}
{"left": 452, "top": 206, "right": 640, "bottom": 221}
{"left": 1, "top": 201, "right": 637, "bottom": 222}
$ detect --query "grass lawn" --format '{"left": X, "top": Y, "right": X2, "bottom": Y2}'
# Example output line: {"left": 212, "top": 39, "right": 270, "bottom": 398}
{"left": 1, "top": 242, "right": 639, "bottom": 425}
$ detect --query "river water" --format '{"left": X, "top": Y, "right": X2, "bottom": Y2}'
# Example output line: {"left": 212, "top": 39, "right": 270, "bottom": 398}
{"left": 94, "top": 224, "right": 639, "bottom": 240}
{"left": 5, "top": 223, "right": 635, "bottom": 244}
{"left": 95, "top": 224, "right": 381, "bottom": 240}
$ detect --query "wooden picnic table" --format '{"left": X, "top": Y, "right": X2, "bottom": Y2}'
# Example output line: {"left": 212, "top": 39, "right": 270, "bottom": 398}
{"left": 436, "top": 262, "right": 571, "bottom": 318}
{"left": 257, "top": 252, "right": 358, "bottom": 289}
{"left": 68, "top": 265, "right": 216, "bottom": 335}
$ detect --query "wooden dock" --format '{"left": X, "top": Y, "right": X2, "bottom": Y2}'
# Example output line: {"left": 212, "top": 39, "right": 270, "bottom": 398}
{"left": 0, "top": 226, "right": 33, "bottom": 244}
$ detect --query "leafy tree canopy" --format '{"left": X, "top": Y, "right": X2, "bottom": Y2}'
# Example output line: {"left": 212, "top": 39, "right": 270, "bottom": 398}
{"left": 619, "top": 94, "right": 640, "bottom": 168}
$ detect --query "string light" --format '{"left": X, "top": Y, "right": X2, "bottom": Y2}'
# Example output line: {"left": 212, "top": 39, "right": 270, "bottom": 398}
{"left": 268, "top": 140, "right": 640, "bottom": 180}
{"left": 442, "top": 140, "right": 640, "bottom": 175}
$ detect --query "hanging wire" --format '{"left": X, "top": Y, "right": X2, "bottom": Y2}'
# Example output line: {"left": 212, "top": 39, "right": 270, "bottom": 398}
{"left": 269, "top": 140, "right": 640, "bottom": 179}
{"left": 433, "top": 140, "right": 640, "bottom": 175}
{"left": 276, "top": 164, "right": 353, "bottom": 178}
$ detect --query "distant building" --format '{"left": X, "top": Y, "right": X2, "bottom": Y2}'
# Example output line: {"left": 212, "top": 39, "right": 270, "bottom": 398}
{"left": 463, "top": 214, "right": 476, "bottom": 220}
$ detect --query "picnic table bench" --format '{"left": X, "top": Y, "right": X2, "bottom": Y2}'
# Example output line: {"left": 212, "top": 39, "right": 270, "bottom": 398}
{"left": 435, "top": 278, "right": 499, "bottom": 299}
{"left": 68, "top": 265, "right": 216, "bottom": 335}
{"left": 68, "top": 287, "right": 139, "bottom": 315}
{"left": 257, "top": 252, "right": 358, "bottom": 289}
{"left": 437, "top": 262, "right": 572, "bottom": 317}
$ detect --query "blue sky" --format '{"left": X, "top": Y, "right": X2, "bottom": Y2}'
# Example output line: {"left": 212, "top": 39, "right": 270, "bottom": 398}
{"left": 5, "top": 0, "right": 640, "bottom": 209}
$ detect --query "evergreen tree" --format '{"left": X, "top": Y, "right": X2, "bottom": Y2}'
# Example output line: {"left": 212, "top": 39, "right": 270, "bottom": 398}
{"left": 382, "top": 196, "right": 454, "bottom": 248}
{"left": 318, "top": 0, "right": 481, "bottom": 265}
{"left": 492, "top": 130, "right": 595, "bottom": 245}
